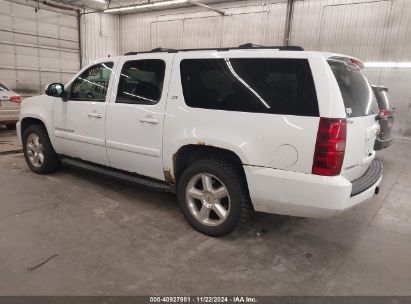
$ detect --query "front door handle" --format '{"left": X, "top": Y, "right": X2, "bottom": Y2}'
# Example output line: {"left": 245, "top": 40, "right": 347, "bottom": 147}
{"left": 139, "top": 116, "right": 159, "bottom": 124}
{"left": 88, "top": 112, "right": 103, "bottom": 118}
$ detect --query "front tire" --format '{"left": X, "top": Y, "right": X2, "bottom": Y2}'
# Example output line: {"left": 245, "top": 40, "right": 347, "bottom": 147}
{"left": 177, "top": 158, "right": 252, "bottom": 237}
{"left": 22, "top": 125, "right": 60, "bottom": 174}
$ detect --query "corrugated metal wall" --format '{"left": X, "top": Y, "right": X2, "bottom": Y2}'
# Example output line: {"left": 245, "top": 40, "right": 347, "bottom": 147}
{"left": 80, "top": 10, "right": 120, "bottom": 67}
{"left": 0, "top": 0, "right": 80, "bottom": 96}
{"left": 79, "top": 0, "right": 411, "bottom": 138}
{"left": 290, "top": 0, "right": 411, "bottom": 138}
{"left": 120, "top": 0, "right": 287, "bottom": 52}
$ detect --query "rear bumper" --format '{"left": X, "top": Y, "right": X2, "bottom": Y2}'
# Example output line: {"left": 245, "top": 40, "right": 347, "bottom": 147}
{"left": 244, "top": 160, "right": 382, "bottom": 218}
{"left": 374, "top": 136, "right": 392, "bottom": 150}
{"left": 0, "top": 111, "right": 19, "bottom": 125}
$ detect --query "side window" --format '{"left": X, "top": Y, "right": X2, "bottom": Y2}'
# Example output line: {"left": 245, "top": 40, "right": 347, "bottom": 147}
{"left": 69, "top": 62, "right": 113, "bottom": 102}
{"left": 180, "top": 58, "right": 319, "bottom": 116}
{"left": 116, "top": 59, "right": 166, "bottom": 105}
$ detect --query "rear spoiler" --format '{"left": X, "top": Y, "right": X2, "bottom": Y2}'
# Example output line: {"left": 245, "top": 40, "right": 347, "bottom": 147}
{"left": 328, "top": 56, "right": 364, "bottom": 69}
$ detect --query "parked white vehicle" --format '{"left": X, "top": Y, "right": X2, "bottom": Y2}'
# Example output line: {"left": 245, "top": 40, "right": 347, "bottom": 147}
{"left": 0, "top": 82, "right": 22, "bottom": 129}
{"left": 17, "top": 45, "right": 382, "bottom": 236}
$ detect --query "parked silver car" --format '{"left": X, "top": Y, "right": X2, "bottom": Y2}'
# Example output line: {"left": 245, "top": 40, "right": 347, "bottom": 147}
{"left": 0, "top": 83, "right": 22, "bottom": 129}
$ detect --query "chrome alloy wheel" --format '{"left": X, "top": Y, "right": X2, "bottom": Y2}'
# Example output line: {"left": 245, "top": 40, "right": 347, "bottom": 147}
{"left": 186, "top": 173, "right": 231, "bottom": 226}
{"left": 26, "top": 133, "right": 44, "bottom": 168}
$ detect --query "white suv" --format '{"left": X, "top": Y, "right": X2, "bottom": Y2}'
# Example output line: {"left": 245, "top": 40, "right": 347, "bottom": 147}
{"left": 17, "top": 45, "right": 383, "bottom": 236}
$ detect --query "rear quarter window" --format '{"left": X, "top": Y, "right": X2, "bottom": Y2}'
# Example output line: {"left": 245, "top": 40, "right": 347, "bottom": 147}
{"left": 328, "top": 60, "right": 379, "bottom": 117}
{"left": 180, "top": 58, "right": 319, "bottom": 116}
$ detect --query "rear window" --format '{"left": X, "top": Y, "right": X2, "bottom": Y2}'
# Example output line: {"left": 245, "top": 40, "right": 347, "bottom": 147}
{"left": 372, "top": 86, "right": 390, "bottom": 110}
{"left": 180, "top": 58, "right": 319, "bottom": 116}
{"left": 0, "top": 83, "right": 9, "bottom": 91}
{"left": 328, "top": 59, "right": 379, "bottom": 117}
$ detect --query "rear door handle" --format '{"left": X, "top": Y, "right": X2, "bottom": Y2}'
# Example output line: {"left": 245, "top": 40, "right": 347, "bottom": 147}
{"left": 139, "top": 116, "right": 159, "bottom": 124}
{"left": 88, "top": 112, "right": 103, "bottom": 118}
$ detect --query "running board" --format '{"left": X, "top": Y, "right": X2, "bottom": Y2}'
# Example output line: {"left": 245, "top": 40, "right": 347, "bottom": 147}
{"left": 61, "top": 158, "right": 172, "bottom": 192}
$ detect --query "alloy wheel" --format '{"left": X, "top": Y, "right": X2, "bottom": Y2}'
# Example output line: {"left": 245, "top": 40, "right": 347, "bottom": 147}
{"left": 26, "top": 133, "right": 44, "bottom": 168}
{"left": 186, "top": 173, "right": 231, "bottom": 226}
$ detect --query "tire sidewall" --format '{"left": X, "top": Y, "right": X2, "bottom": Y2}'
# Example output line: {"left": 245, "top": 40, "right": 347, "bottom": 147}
{"left": 22, "top": 125, "right": 56, "bottom": 174}
{"left": 177, "top": 159, "right": 243, "bottom": 236}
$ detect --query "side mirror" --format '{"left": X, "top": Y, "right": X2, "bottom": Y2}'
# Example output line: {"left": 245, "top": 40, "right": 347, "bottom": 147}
{"left": 45, "top": 83, "right": 64, "bottom": 98}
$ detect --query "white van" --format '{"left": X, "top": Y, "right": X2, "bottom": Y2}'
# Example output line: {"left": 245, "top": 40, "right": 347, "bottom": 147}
{"left": 17, "top": 44, "right": 382, "bottom": 236}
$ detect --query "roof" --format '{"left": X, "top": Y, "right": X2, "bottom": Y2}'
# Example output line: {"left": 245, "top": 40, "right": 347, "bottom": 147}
{"left": 124, "top": 44, "right": 305, "bottom": 56}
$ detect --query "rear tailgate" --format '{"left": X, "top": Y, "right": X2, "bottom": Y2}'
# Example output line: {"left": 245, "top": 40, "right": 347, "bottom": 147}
{"left": 328, "top": 58, "right": 380, "bottom": 181}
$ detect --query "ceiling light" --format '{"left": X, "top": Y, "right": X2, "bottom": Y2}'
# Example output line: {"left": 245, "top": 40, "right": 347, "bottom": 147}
{"left": 152, "top": 0, "right": 187, "bottom": 6}
{"left": 94, "top": 0, "right": 106, "bottom": 3}
{"left": 105, "top": 4, "right": 151, "bottom": 12}
{"left": 364, "top": 62, "right": 396, "bottom": 68}
{"left": 364, "top": 62, "right": 411, "bottom": 68}
{"left": 105, "top": 0, "right": 187, "bottom": 13}
{"left": 397, "top": 62, "right": 411, "bottom": 68}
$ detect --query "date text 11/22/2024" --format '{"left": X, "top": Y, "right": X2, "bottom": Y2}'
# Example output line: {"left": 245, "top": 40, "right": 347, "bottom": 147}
{"left": 149, "top": 296, "right": 258, "bottom": 303}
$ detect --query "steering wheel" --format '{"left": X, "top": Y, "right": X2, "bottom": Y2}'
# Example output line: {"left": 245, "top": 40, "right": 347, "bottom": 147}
{"left": 86, "top": 92, "right": 95, "bottom": 99}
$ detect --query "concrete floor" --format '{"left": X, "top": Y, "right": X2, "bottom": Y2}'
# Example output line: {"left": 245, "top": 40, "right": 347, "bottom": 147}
{"left": 0, "top": 125, "right": 411, "bottom": 296}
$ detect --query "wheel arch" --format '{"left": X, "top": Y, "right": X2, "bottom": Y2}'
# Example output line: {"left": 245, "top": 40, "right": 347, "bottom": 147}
{"left": 169, "top": 144, "right": 247, "bottom": 186}
{"left": 21, "top": 116, "right": 48, "bottom": 136}
{"left": 20, "top": 116, "right": 56, "bottom": 150}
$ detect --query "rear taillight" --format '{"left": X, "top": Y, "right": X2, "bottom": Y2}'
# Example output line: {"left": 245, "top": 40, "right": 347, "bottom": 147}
{"left": 312, "top": 118, "right": 347, "bottom": 176}
{"left": 9, "top": 95, "right": 22, "bottom": 103}
{"left": 379, "top": 109, "right": 390, "bottom": 118}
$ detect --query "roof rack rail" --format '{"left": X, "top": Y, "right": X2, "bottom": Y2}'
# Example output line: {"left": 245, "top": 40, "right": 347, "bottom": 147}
{"left": 124, "top": 43, "right": 304, "bottom": 55}
{"left": 124, "top": 47, "right": 177, "bottom": 56}
{"left": 150, "top": 47, "right": 177, "bottom": 53}
{"left": 239, "top": 43, "right": 304, "bottom": 51}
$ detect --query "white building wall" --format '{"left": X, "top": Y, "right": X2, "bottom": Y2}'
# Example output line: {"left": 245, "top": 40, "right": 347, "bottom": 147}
{"left": 120, "top": 0, "right": 287, "bottom": 53}
{"left": 290, "top": 0, "right": 411, "bottom": 138}
{"left": 80, "top": 10, "right": 120, "bottom": 67}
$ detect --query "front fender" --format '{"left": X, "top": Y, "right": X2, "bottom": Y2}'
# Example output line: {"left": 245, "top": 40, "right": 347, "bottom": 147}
{"left": 19, "top": 95, "right": 56, "bottom": 146}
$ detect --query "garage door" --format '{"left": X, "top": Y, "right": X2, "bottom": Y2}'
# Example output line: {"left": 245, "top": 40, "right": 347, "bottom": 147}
{"left": 0, "top": 0, "right": 80, "bottom": 97}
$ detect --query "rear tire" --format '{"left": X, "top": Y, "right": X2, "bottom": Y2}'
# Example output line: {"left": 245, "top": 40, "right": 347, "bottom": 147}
{"left": 6, "top": 124, "right": 16, "bottom": 130}
{"left": 22, "top": 125, "right": 61, "bottom": 174}
{"left": 177, "top": 158, "right": 252, "bottom": 237}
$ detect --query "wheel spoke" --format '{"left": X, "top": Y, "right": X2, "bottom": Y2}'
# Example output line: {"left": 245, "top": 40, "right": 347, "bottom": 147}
{"left": 213, "top": 203, "right": 228, "bottom": 219}
{"left": 27, "top": 143, "right": 35, "bottom": 151}
{"left": 187, "top": 187, "right": 203, "bottom": 200}
{"left": 213, "top": 186, "right": 228, "bottom": 200}
{"left": 38, "top": 153, "right": 44, "bottom": 164}
{"left": 201, "top": 174, "right": 213, "bottom": 191}
{"left": 34, "top": 136, "right": 40, "bottom": 146}
{"left": 33, "top": 153, "right": 39, "bottom": 165}
{"left": 197, "top": 205, "right": 211, "bottom": 220}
